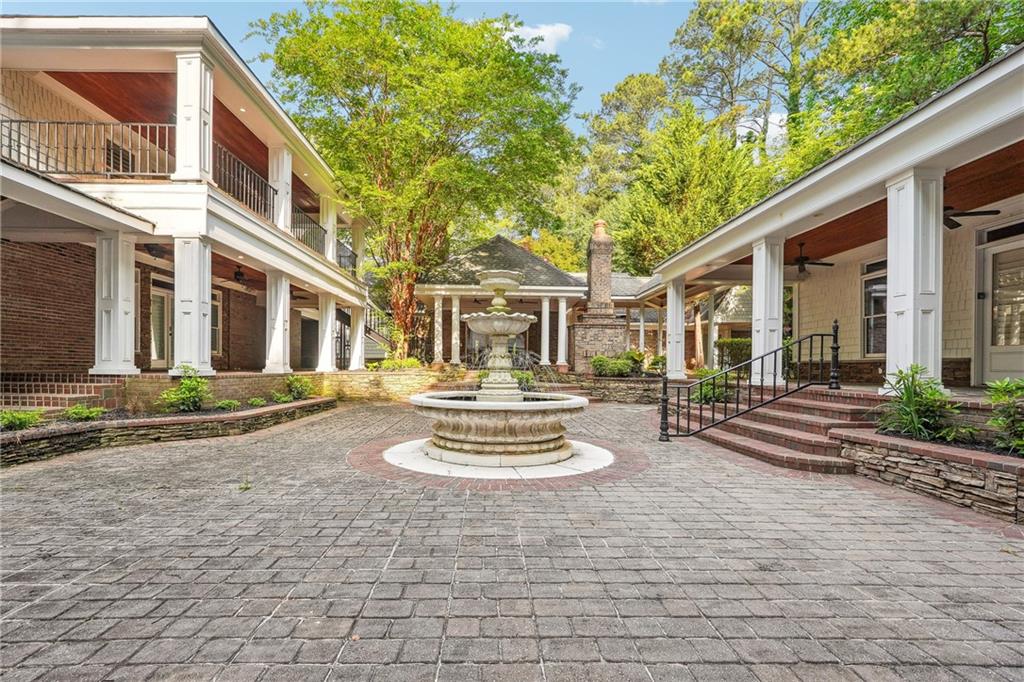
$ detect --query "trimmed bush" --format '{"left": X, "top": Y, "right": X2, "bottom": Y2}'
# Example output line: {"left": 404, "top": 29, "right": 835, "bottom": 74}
{"left": 215, "top": 399, "right": 242, "bottom": 412}
{"left": 158, "top": 365, "right": 212, "bottom": 413}
{"left": 591, "top": 355, "right": 634, "bottom": 377}
{"left": 247, "top": 397, "right": 268, "bottom": 408}
{"left": 286, "top": 375, "right": 315, "bottom": 400}
{"left": 1, "top": 409, "right": 44, "bottom": 431}
{"left": 368, "top": 358, "right": 422, "bottom": 371}
{"left": 693, "top": 367, "right": 729, "bottom": 404}
{"left": 986, "top": 378, "right": 1024, "bottom": 455}
{"left": 63, "top": 404, "right": 106, "bottom": 421}
{"left": 715, "top": 338, "right": 751, "bottom": 369}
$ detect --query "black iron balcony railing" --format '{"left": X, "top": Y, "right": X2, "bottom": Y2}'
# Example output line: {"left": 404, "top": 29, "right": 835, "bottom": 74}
{"left": 291, "top": 206, "right": 328, "bottom": 255}
{"left": 0, "top": 118, "right": 175, "bottom": 176}
{"left": 336, "top": 238, "right": 357, "bottom": 273}
{"left": 213, "top": 141, "right": 276, "bottom": 223}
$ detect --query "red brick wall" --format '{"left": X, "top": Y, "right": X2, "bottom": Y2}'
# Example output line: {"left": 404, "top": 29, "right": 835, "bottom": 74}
{"left": 1, "top": 241, "right": 95, "bottom": 371}
{"left": 225, "top": 289, "right": 265, "bottom": 370}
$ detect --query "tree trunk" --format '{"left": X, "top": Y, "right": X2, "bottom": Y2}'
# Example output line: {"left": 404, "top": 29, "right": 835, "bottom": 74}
{"left": 387, "top": 271, "right": 419, "bottom": 360}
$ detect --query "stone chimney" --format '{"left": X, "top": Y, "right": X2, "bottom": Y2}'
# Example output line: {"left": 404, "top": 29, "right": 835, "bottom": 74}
{"left": 586, "top": 219, "right": 614, "bottom": 317}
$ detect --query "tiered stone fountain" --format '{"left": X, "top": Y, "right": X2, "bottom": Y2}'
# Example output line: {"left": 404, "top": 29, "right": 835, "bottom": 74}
{"left": 409, "top": 270, "right": 587, "bottom": 467}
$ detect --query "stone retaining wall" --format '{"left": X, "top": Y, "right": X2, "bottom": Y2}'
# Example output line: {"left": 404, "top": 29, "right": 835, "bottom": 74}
{"left": 0, "top": 397, "right": 337, "bottom": 467}
{"left": 579, "top": 376, "right": 690, "bottom": 404}
{"left": 322, "top": 369, "right": 440, "bottom": 400}
{"left": 834, "top": 429, "right": 1023, "bottom": 523}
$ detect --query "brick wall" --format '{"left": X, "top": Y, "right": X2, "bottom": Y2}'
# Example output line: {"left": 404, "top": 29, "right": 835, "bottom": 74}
{"left": 322, "top": 369, "right": 440, "bottom": 400}
{"left": 227, "top": 290, "right": 265, "bottom": 370}
{"left": 1, "top": 241, "right": 95, "bottom": 371}
{"left": 124, "top": 372, "right": 324, "bottom": 413}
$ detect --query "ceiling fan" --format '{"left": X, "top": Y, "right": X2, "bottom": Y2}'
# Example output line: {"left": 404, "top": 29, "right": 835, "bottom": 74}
{"left": 233, "top": 265, "right": 247, "bottom": 286}
{"left": 944, "top": 206, "right": 1000, "bottom": 230}
{"left": 789, "top": 242, "right": 834, "bottom": 276}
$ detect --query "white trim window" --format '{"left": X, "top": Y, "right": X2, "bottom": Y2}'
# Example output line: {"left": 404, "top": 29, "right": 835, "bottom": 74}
{"left": 211, "top": 290, "right": 223, "bottom": 356}
{"left": 861, "top": 259, "right": 887, "bottom": 357}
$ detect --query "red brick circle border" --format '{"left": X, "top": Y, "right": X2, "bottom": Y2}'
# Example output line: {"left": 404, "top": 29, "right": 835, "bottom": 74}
{"left": 347, "top": 434, "right": 649, "bottom": 492}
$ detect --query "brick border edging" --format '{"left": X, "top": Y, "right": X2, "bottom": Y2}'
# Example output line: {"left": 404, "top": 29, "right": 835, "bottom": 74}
{"left": 0, "top": 397, "right": 338, "bottom": 467}
{"left": 347, "top": 435, "right": 649, "bottom": 492}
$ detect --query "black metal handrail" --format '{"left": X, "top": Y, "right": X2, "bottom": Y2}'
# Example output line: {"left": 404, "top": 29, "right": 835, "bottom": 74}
{"left": 291, "top": 206, "right": 327, "bottom": 255}
{"left": 213, "top": 142, "right": 276, "bottom": 222}
{"left": 336, "top": 239, "right": 357, "bottom": 273}
{"left": 0, "top": 118, "right": 175, "bottom": 176}
{"left": 659, "top": 320, "right": 840, "bottom": 440}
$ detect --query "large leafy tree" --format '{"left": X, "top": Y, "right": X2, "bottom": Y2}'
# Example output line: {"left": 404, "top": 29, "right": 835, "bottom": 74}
{"left": 252, "top": 0, "right": 577, "bottom": 356}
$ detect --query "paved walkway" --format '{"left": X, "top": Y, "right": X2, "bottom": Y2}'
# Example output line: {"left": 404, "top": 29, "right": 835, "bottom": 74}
{"left": 2, "top": 403, "right": 1023, "bottom": 682}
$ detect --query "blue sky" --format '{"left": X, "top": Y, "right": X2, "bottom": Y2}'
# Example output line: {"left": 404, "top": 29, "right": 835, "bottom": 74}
{"left": 2, "top": 1, "right": 695, "bottom": 133}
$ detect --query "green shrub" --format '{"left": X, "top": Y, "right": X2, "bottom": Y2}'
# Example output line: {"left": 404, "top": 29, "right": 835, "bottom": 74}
{"left": 0, "top": 409, "right": 44, "bottom": 431}
{"left": 63, "top": 404, "right": 106, "bottom": 421}
{"left": 158, "top": 365, "right": 212, "bottom": 412}
{"left": 878, "top": 365, "right": 977, "bottom": 442}
{"left": 693, "top": 367, "right": 729, "bottom": 404}
{"left": 648, "top": 355, "right": 666, "bottom": 373}
{"left": 368, "top": 357, "right": 422, "bottom": 371}
{"left": 590, "top": 355, "right": 634, "bottom": 377}
{"left": 215, "top": 399, "right": 241, "bottom": 412}
{"left": 271, "top": 390, "right": 293, "bottom": 404}
{"left": 620, "top": 349, "right": 645, "bottom": 375}
{"left": 512, "top": 370, "right": 535, "bottom": 391}
{"left": 285, "top": 374, "right": 315, "bottom": 400}
{"left": 247, "top": 397, "right": 268, "bottom": 408}
{"left": 986, "top": 378, "right": 1024, "bottom": 455}
{"left": 715, "top": 338, "right": 751, "bottom": 369}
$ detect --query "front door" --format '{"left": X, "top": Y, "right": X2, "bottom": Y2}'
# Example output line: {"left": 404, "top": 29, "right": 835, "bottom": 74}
{"left": 150, "top": 290, "right": 172, "bottom": 369}
{"left": 983, "top": 239, "right": 1024, "bottom": 382}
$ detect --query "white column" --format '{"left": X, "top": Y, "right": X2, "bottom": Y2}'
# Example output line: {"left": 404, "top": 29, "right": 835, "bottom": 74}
{"left": 321, "top": 196, "right": 337, "bottom": 263}
{"left": 432, "top": 295, "right": 444, "bottom": 365}
{"left": 316, "top": 293, "right": 337, "bottom": 372}
{"left": 90, "top": 230, "right": 139, "bottom": 375}
{"left": 751, "top": 236, "right": 785, "bottom": 384}
{"left": 639, "top": 306, "right": 646, "bottom": 353}
{"left": 351, "top": 217, "right": 367, "bottom": 272}
{"left": 263, "top": 271, "right": 291, "bottom": 374}
{"left": 170, "top": 237, "right": 214, "bottom": 375}
{"left": 540, "top": 296, "right": 551, "bottom": 365}
{"left": 349, "top": 306, "right": 366, "bottom": 371}
{"left": 666, "top": 279, "right": 686, "bottom": 380}
{"left": 885, "top": 168, "right": 945, "bottom": 384}
{"left": 707, "top": 292, "right": 719, "bottom": 370}
{"left": 556, "top": 297, "right": 568, "bottom": 368}
{"left": 269, "top": 146, "right": 292, "bottom": 231}
{"left": 171, "top": 52, "right": 213, "bottom": 182}
{"left": 450, "top": 296, "right": 462, "bottom": 365}
{"left": 657, "top": 307, "right": 665, "bottom": 355}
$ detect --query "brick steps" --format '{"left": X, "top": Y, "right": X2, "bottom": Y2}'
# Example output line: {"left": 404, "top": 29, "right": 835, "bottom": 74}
{"left": 699, "top": 427, "right": 855, "bottom": 474}
{"left": 769, "top": 395, "right": 877, "bottom": 421}
{"left": 743, "top": 406, "right": 874, "bottom": 436}
{"left": 688, "top": 408, "right": 841, "bottom": 457}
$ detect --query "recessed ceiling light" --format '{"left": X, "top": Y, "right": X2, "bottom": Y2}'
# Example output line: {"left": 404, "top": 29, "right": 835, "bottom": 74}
{"left": 239, "top": 107, "right": 246, "bottom": 113}
{"left": 237, "top": 255, "right": 244, "bottom": 260}
{"left": 303, "top": 172, "right": 308, "bottom": 177}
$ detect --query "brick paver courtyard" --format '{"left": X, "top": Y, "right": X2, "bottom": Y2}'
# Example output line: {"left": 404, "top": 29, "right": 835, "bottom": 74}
{"left": 2, "top": 402, "right": 1024, "bottom": 681}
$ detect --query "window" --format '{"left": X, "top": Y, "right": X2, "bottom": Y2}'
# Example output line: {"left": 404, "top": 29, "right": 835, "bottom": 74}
{"left": 862, "top": 259, "right": 887, "bottom": 356}
{"left": 211, "top": 291, "right": 222, "bottom": 355}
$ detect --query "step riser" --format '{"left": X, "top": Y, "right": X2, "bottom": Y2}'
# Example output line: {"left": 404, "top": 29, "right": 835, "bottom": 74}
{"left": 770, "top": 400, "right": 875, "bottom": 421}
{"left": 742, "top": 410, "right": 874, "bottom": 436}
{"left": 685, "top": 410, "right": 839, "bottom": 457}
{"left": 697, "top": 430, "right": 854, "bottom": 475}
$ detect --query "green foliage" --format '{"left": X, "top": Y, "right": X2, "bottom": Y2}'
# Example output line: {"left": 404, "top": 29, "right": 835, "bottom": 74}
{"left": 590, "top": 355, "right": 634, "bottom": 378}
{"left": 63, "top": 404, "right": 106, "bottom": 421}
{"left": 252, "top": 0, "right": 578, "bottom": 357}
{"left": 986, "top": 378, "right": 1024, "bottom": 455}
{"left": 215, "top": 399, "right": 242, "bottom": 412}
{"left": 476, "top": 370, "right": 536, "bottom": 391}
{"left": 878, "top": 365, "right": 977, "bottom": 443}
{"left": 285, "top": 375, "right": 315, "bottom": 400}
{"left": 648, "top": 355, "right": 667, "bottom": 373}
{"left": 248, "top": 397, "right": 268, "bottom": 408}
{"left": 519, "top": 229, "right": 586, "bottom": 272}
{"left": 621, "top": 349, "right": 646, "bottom": 375}
{"left": 271, "top": 390, "right": 293, "bottom": 404}
{"left": 715, "top": 338, "right": 752, "bottom": 369}
{"left": 158, "top": 365, "right": 212, "bottom": 413}
{"left": 368, "top": 357, "right": 423, "bottom": 372}
{"left": 693, "top": 367, "right": 729, "bottom": 405}
{"left": 1, "top": 409, "right": 44, "bottom": 431}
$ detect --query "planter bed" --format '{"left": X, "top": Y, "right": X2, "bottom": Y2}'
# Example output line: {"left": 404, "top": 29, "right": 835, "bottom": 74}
{"left": 1, "top": 397, "right": 337, "bottom": 467}
{"left": 833, "top": 428, "right": 1024, "bottom": 524}
{"left": 579, "top": 375, "right": 688, "bottom": 404}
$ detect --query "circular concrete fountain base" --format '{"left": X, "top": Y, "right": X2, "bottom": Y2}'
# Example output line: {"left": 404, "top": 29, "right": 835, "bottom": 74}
{"left": 423, "top": 440, "right": 574, "bottom": 467}
{"left": 384, "top": 438, "right": 613, "bottom": 480}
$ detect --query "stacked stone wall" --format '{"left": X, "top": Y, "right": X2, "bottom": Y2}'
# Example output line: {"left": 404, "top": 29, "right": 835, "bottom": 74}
{"left": 323, "top": 369, "right": 440, "bottom": 400}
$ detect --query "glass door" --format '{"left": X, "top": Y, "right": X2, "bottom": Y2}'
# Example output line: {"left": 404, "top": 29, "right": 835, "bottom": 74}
{"left": 984, "top": 240, "right": 1024, "bottom": 382}
{"left": 150, "top": 290, "right": 172, "bottom": 369}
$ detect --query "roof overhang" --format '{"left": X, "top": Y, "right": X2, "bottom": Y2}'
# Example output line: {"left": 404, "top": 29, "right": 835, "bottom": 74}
{"left": 654, "top": 46, "right": 1024, "bottom": 283}
{"left": 415, "top": 283, "right": 587, "bottom": 300}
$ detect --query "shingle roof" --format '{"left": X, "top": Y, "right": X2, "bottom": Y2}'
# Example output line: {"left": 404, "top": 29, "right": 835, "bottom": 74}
{"left": 421, "top": 235, "right": 585, "bottom": 287}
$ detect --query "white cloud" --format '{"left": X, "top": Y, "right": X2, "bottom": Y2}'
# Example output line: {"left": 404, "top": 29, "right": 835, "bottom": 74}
{"left": 512, "top": 23, "right": 573, "bottom": 54}
{"left": 590, "top": 37, "right": 606, "bottom": 50}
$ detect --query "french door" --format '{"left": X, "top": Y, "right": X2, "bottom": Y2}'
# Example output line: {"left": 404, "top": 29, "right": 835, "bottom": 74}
{"left": 150, "top": 290, "right": 172, "bottom": 369}
{"left": 982, "top": 238, "right": 1024, "bottom": 382}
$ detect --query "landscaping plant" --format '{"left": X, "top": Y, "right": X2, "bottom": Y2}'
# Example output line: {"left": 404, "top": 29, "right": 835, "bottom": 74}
{"left": 590, "top": 355, "right": 634, "bottom": 377}
{"left": 0, "top": 409, "right": 44, "bottom": 431}
{"left": 248, "top": 397, "right": 268, "bottom": 408}
{"left": 285, "top": 375, "right": 315, "bottom": 400}
{"left": 986, "top": 377, "right": 1024, "bottom": 455}
{"left": 158, "top": 365, "right": 212, "bottom": 413}
{"left": 693, "top": 367, "right": 729, "bottom": 405}
{"left": 215, "top": 399, "right": 242, "bottom": 412}
{"left": 877, "top": 365, "right": 977, "bottom": 443}
{"left": 648, "top": 355, "right": 667, "bottom": 373}
{"left": 271, "top": 390, "right": 293, "bottom": 404}
{"left": 368, "top": 358, "right": 422, "bottom": 372}
{"left": 63, "top": 404, "right": 107, "bottom": 421}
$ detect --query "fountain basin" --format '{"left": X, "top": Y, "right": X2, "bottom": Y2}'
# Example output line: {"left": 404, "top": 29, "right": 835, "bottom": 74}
{"left": 410, "top": 391, "right": 588, "bottom": 467}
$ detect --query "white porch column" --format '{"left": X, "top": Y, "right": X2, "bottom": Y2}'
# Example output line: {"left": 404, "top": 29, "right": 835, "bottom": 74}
{"left": 751, "top": 236, "right": 785, "bottom": 384}
{"left": 432, "top": 296, "right": 444, "bottom": 365}
{"left": 171, "top": 53, "right": 213, "bottom": 182}
{"left": 707, "top": 292, "right": 720, "bottom": 370}
{"left": 90, "top": 230, "right": 139, "bottom": 375}
{"left": 657, "top": 307, "right": 665, "bottom": 355}
{"left": 263, "top": 271, "right": 291, "bottom": 374}
{"left": 316, "top": 293, "right": 338, "bottom": 372}
{"left": 450, "top": 296, "right": 461, "bottom": 365}
{"left": 170, "top": 237, "right": 214, "bottom": 375}
{"left": 556, "top": 297, "right": 568, "bottom": 368}
{"left": 885, "top": 167, "right": 945, "bottom": 384}
{"left": 638, "top": 306, "right": 646, "bottom": 353}
{"left": 269, "top": 146, "right": 292, "bottom": 231}
{"left": 539, "top": 296, "right": 551, "bottom": 365}
{"left": 348, "top": 306, "right": 366, "bottom": 371}
{"left": 351, "top": 218, "right": 367, "bottom": 272}
{"left": 321, "top": 196, "right": 337, "bottom": 263}
{"left": 666, "top": 279, "right": 686, "bottom": 380}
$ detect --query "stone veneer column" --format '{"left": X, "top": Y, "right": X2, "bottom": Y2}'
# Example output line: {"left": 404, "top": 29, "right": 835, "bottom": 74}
{"left": 540, "top": 296, "right": 551, "bottom": 365}
{"left": 666, "top": 278, "right": 686, "bottom": 380}
{"left": 263, "top": 271, "right": 291, "bottom": 374}
{"left": 316, "top": 293, "right": 337, "bottom": 372}
{"left": 91, "top": 230, "right": 139, "bottom": 375}
{"left": 171, "top": 236, "right": 214, "bottom": 376}
{"left": 432, "top": 296, "right": 444, "bottom": 365}
{"left": 349, "top": 306, "right": 366, "bottom": 370}
{"left": 885, "top": 168, "right": 945, "bottom": 386}
{"left": 450, "top": 296, "right": 461, "bottom": 365}
{"left": 572, "top": 219, "right": 628, "bottom": 374}
{"left": 751, "top": 236, "right": 784, "bottom": 385}
{"left": 556, "top": 297, "right": 568, "bottom": 369}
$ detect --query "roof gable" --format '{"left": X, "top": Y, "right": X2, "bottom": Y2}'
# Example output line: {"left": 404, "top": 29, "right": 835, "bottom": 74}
{"left": 421, "top": 235, "right": 585, "bottom": 288}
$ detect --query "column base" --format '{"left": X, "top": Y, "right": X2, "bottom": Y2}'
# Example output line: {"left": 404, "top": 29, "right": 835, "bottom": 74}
{"left": 539, "top": 360, "right": 551, "bottom": 366}
{"left": 315, "top": 364, "right": 338, "bottom": 373}
{"left": 667, "top": 370, "right": 686, "bottom": 381}
{"left": 556, "top": 363, "right": 569, "bottom": 374}
{"left": 89, "top": 365, "right": 140, "bottom": 376}
{"left": 262, "top": 365, "right": 292, "bottom": 375}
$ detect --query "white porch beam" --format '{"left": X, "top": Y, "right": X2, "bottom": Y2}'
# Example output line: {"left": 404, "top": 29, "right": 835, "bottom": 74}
{"left": 349, "top": 306, "right": 366, "bottom": 371}
{"left": 269, "top": 146, "right": 292, "bottom": 231}
{"left": 171, "top": 236, "right": 214, "bottom": 375}
{"left": 556, "top": 297, "right": 568, "bottom": 369}
{"left": 666, "top": 279, "right": 686, "bottom": 380}
{"left": 433, "top": 296, "right": 444, "bottom": 365}
{"left": 540, "top": 296, "right": 551, "bottom": 365}
{"left": 90, "top": 230, "right": 139, "bottom": 375}
{"left": 171, "top": 52, "right": 213, "bottom": 182}
{"left": 450, "top": 296, "right": 462, "bottom": 365}
{"left": 751, "top": 236, "right": 784, "bottom": 384}
{"left": 263, "top": 270, "right": 291, "bottom": 374}
{"left": 316, "top": 293, "right": 338, "bottom": 373}
{"left": 885, "top": 167, "right": 945, "bottom": 384}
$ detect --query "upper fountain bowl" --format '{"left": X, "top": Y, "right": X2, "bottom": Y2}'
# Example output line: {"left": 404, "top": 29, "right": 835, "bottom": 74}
{"left": 477, "top": 270, "right": 525, "bottom": 294}
{"left": 462, "top": 311, "right": 536, "bottom": 337}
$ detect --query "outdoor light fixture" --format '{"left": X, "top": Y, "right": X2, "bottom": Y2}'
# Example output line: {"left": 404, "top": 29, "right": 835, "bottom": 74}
{"left": 239, "top": 107, "right": 246, "bottom": 113}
